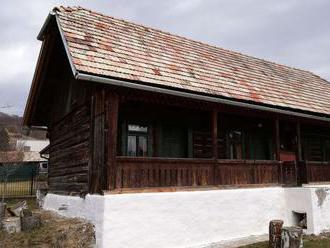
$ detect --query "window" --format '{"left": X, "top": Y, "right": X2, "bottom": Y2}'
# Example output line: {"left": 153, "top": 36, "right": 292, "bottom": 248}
{"left": 127, "top": 124, "right": 148, "bottom": 157}
{"left": 228, "top": 130, "right": 243, "bottom": 159}
{"left": 160, "top": 125, "right": 187, "bottom": 158}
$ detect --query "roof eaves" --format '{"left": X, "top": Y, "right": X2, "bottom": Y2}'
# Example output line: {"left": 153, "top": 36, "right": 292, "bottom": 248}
{"left": 37, "top": 10, "right": 78, "bottom": 77}
{"left": 54, "top": 14, "right": 78, "bottom": 77}
{"left": 76, "top": 72, "right": 330, "bottom": 123}
{"left": 37, "top": 11, "right": 55, "bottom": 41}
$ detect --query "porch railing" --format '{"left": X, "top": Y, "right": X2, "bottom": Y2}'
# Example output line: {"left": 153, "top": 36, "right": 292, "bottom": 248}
{"left": 306, "top": 161, "right": 330, "bottom": 183}
{"left": 115, "top": 158, "right": 330, "bottom": 190}
{"left": 115, "top": 157, "right": 281, "bottom": 189}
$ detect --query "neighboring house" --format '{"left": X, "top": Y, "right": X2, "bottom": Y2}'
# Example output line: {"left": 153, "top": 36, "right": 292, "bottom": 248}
{"left": 23, "top": 7, "right": 330, "bottom": 248}
{"left": 0, "top": 151, "right": 46, "bottom": 164}
{"left": 16, "top": 136, "right": 49, "bottom": 152}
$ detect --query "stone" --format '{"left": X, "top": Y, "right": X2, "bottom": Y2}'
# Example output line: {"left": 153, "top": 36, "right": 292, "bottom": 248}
{"left": 21, "top": 215, "right": 41, "bottom": 231}
{"left": 21, "top": 208, "right": 32, "bottom": 217}
{"left": 281, "top": 226, "right": 303, "bottom": 248}
{"left": 0, "top": 202, "right": 6, "bottom": 230}
{"left": 2, "top": 217, "right": 21, "bottom": 233}
{"left": 0, "top": 202, "right": 6, "bottom": 218}
{"left": 7, "top": 200, "right": 27, "bottom": 217}
{"left": 269, "top": 219, "right": 284, "bottom": 248}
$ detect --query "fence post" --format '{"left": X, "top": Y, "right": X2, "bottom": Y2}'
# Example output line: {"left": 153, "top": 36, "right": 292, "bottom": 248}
{"left": 30, "top": 175, "right": 34, "bottom": 196}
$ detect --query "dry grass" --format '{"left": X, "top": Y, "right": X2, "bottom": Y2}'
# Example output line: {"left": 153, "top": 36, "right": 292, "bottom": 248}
{"left": 240, "top": 233, "right": 330, "bottom": 248}
{"left": 0, "top": 205, "right": 95, "bottom": 248}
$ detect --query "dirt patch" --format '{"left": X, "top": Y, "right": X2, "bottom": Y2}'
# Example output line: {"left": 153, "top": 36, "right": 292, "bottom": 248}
{"left": 0, "top": 210, "right": 95, "bottom": 248}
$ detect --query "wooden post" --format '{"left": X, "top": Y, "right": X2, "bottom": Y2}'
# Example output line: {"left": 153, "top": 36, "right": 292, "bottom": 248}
{"left": 296, "top": 121, "right": 303, "bottom": 185}
{"left": 274, "top": 118, "right": 282, "bottom": 184}
{"left": 90, "top": 89, "right": 107, "bottom": 193}
{"left": 296, "top": 121, "right": 302, "bottom": 162}
{"left": 269, "top": 220, "right": 284, "bottom": 248}
{"left": 211, "top": 109, "right": 218, "bottom": 159}
{"left": 211, "top": 109, "right": 218, "bottom": 185}
{"left": 30, "top": 175, "right": 34, "bottom": 196}
{"left": 274, "top": 117, "right": 280, "bottom": 161}
{"left": 107, "top": 91, "right": 119, "bottom": 191}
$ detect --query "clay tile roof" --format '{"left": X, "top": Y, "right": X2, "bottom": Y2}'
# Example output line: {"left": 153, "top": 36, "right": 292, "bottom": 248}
{"left": 54, "top": 6, "right": 330, "bottom": 116}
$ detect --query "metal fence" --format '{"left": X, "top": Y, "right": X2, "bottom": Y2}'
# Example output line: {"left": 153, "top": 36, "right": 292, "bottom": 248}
{"left": 0, "top": 162, "right": 38, "bottom": 197}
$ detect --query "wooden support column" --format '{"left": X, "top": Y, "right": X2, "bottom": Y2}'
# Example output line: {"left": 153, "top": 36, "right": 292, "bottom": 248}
{"left": 296, "top": 121, "right": 302, "bottom": 161}
{"left": 90, "top": 89, "right": 106, "bottom": 193}
{"left": 274, "top": 117, "right": 282, "bottom": 184}
{"left": 211, "top": 109, "right": 218, "bottom": 159}
{"left": 211, "top": 109, "right": 218, "bottom": 185}
{"left": 107, "top": 91, "right": 119, "bottom": 191}
{"left": 274, "top": 117, "right": 280, "bottom": 161}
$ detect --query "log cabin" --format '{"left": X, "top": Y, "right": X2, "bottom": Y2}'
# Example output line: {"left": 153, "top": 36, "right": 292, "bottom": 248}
{"left": 23, "top": 6, "right": 330, "bottom": 247}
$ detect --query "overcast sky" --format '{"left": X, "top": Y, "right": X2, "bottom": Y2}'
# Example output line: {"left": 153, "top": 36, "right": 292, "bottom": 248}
{"left": 1, "top": 0, "right": 329, "bottom": 116}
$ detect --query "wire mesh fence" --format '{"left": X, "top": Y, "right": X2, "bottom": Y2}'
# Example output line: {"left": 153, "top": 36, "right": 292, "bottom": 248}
{"left": 0, "top": 162, "right": 38, "bottom": 197}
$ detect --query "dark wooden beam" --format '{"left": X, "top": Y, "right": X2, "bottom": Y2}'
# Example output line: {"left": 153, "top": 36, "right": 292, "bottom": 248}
{"left": 106, "top": 91, "right": 119, "bottom": 190}
{"left": 211, "top": 109, "right": 218, "bottom": 159}
{"left": 89, "top": 89, "right": 106, "bottom": 193}
{"left": 274, "top": 117, "right": 280, "bottom": 161}
{"left": 296, "top": 121, "right": 302, "bottom": 161}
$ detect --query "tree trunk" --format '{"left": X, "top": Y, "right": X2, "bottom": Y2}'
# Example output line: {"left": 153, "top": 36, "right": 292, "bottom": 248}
{"left": 269, "top": 219, "right": 284, "bottom": 248}
{"left": 281, "top": 226, "right": 303, "bottom": 248}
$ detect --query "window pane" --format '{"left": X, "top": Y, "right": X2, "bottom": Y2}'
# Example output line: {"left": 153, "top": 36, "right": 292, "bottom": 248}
{"left": 127, "top": 135, "right": 136, "bottom": 156}
{"left": 228, "top": 130, "right": 243, "bottom": 159}
{"left": 128, "top": 124, "right": 148, "bottom": 133}
{"left": 138, "top": 136, "right": 147, "bottom": 157}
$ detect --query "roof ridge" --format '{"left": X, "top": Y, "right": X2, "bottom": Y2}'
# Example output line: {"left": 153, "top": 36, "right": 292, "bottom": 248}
{"left": 54, "top": 5, "right": 328, "bottom": 81}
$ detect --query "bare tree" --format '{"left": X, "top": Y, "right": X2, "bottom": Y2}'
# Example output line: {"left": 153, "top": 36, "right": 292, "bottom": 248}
{"left": 0, "top": 127, "right": 10, "bottom": 151}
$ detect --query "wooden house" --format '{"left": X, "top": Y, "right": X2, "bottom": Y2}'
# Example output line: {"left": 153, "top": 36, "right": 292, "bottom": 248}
{"left": 23, "top": 7, "right": 330, "bottom": 247}
{"left": 23, "top": 7, "right": 330, "bottom": 196}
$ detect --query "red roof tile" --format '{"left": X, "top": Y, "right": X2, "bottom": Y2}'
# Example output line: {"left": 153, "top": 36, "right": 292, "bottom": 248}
{"left": 54, "top": 6, "right": 330, "bottom": 115}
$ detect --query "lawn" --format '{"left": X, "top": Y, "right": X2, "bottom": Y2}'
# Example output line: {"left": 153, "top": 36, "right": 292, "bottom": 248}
{"left": 240, "top": 234, "right": 330, "bottom": 248}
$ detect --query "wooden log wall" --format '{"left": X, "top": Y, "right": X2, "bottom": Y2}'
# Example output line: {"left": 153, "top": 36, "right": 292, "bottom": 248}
{"left": 48, "top": 103, "right": 91, "bottom": 195}
{"left": 116, "top": 157, "right": 281, "bottom": 189}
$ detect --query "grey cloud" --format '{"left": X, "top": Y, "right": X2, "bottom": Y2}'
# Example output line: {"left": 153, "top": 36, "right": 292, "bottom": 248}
{"left": 0, "top": 0, "right": 329, "bottom": 115}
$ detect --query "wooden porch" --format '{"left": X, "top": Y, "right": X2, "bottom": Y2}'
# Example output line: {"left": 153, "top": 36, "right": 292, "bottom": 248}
{"left": 99, "top": 89, "right": 330, "bottom": 193}
{"left": 116, "top": 158, "right": 280, "bottom": 189}
{"left": 113, "top": 158, "right": 330, "bottom": 191}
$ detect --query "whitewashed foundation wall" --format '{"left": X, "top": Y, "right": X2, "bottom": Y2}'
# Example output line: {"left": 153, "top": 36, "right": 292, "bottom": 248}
{"left": 43, "top": 185, "right": 330, "bottom": 248}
